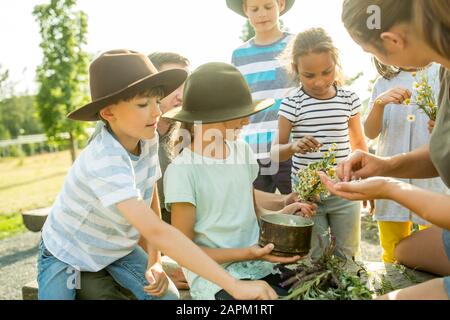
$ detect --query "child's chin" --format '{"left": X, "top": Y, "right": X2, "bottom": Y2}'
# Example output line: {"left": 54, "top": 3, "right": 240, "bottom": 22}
{"left": 141, "top": 130, "right": 156, "bottom": 140}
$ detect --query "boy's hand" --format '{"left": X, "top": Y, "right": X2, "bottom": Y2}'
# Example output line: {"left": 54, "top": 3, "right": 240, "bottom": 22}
{"left": 144, "top": 262, "right": 169, "bottom": 297}
{"left": 279, "top": 201, "right": 317, "bottom": 218}
{"left": 229, "top": 279, "right": 278, "bottom": 300}
{"left": 290, "top": 136, "right": 322, "bottom": 154}
{"left": 166, "top": 266, "right": 189, "bottom": 290}
{"left": 249, "top": 244, "right": 302, "bottom": 264}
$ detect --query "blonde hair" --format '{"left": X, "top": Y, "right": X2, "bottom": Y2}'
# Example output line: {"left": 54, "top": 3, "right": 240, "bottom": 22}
{"left": 281, "top": 27, "right": 343, "bottom": 86}
{"left": 342, "top": 0, "right": 412, "bottom": 52}
{"left": 413, "top": 0, "right": 450, "bottom": 60}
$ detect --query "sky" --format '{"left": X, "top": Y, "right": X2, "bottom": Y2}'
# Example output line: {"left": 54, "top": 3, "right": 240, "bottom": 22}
{"left": 0, "top": 0, "right": 376, "bottom": 100}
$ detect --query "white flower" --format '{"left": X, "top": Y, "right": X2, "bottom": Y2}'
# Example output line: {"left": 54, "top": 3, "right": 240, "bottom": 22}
{"left": 407, "top": 114, "right": 416, "bottom": 122}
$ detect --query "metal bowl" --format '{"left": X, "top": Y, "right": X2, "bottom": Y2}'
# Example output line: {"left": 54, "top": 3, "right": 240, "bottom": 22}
{"left": 259, "top": 214, "right": 314, "bottom": 257}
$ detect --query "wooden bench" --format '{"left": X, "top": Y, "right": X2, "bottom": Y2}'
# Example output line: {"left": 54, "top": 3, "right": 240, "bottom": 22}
{"left": 22, "top": 256, "right": 192, "bottom": 300}
{"left": 21, "top": 207, "right": 51, "bottom": 232}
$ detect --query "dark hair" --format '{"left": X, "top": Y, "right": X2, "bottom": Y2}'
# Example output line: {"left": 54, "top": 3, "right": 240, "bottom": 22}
{"left": 342, "top": 0, "right": 413, "bottom": 52}
{"left": 98, "top": 86, "right": 165, "bottom": 123}
{"left": 372, "top": 57, "right": 400, "bottom": 80}
{"left": 148, "top": 52, "right": 190, "bottom": 71}
{"left": 281, "top": 27, "right": 343, "bottom": 86}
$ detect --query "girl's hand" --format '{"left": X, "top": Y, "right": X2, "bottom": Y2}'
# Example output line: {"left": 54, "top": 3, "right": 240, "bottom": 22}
{"left": 375, "top": 87, "right": 412, "bottom": 106}
{"left": 249, "top": 244, "right": 302, "bottom": 264}
{"left": 428, "top": 120, "right": 435, "bottom": 134}
{"left": 228, "top": 279, "right": 278, "bottom": 300}
{"left": 279, "top": 201, "right": 317, "bottom": 218}
{"left": 318, "top": 172, "right": 396, "bottom": 201}
{"left": 283, "top": 192, "right": 299, "bottom": 206}
{"left": 144, "top": 262, "right": 169, "bottom": 297}
{"left": 290, "top": 136, "right": 322, "bottom": 154}
{"left": 363, "top": 200, "right": 375, "bottom": 215}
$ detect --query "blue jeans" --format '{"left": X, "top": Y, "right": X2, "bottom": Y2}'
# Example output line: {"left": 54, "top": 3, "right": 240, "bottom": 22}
{"left": 443, "top": 230, "right": 450, "bottom": 299}
{"left": 37, "top": 239, "right": 179, "bottom": 300}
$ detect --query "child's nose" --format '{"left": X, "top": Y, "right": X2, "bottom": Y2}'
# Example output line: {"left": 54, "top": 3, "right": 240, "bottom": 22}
{"left": 152, "top": 104, "right": 162, "bottom": 118}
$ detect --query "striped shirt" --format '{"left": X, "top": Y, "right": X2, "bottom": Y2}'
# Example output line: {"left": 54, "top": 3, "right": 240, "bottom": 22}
{"left": 279, "top": 87, "right": 361, "bottom": 180}
{"left": 232, "top": 33, "right": 297, "bottom": 159}
{"left": 42, "top": 124, "right": 161, "bottom": 271}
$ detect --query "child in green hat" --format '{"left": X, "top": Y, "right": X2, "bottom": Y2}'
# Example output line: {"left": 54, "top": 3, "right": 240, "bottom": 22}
{"left": 163, "top": 62, "right": 316, "bottom": 300}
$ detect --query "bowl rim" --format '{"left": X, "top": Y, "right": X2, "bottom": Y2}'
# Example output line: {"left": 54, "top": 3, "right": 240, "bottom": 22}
{"left": 259, "top": 213, "right": 314, "bottom": 228}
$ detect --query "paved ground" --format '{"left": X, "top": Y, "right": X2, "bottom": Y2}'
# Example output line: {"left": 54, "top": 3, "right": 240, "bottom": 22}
{"left": 0, "top": 219, "right": 382, "bottom": 300}
{"left": 0, "top": 231, "right": 40, "bottom": 300}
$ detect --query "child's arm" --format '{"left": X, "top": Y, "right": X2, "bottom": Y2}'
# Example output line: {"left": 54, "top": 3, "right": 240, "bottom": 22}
{"left": 116, "top": 198, "right": 277, "bottom": 299}
{"left": 364, "top": 87, "right": 411, "bottom": 139}
{"left": 254, "top": 190, "right": 300, "bottom": 211}
{"left": 170, "top": 202, "right": 302, "bottom": 264}
{"left": 253, "top": 188, "right": 317, "bottom": 219}
{"left": 348, "top": 114, "right": 368, "bottom": 153}
{"left": 271, "top": 116, "right": 322, "bottom": 162}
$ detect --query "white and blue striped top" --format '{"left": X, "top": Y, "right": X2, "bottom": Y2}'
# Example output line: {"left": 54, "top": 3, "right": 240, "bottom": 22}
{"left": 42, "top": 124, "right": 161, "bottom": 271}
{"left": 279, "top": 87, "right": 361, "bottom": 180}
{"left": 232, "top": 33, "right": 297, "bottom": 159}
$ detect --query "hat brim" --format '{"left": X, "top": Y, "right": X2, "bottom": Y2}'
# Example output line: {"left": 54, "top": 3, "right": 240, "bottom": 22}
{"left": 162, "top": 98, "right": 275, "bottom": 124}
{"left": 226, "top": 0, "right": 295, "bottom": 17}
{"left": 67, "top": 69, "right": 188, "bottom": 121}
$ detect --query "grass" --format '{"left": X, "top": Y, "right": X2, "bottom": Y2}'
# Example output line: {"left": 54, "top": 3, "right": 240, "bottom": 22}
{"left": 0, "top": 151, "right": 72, "bottom": 239}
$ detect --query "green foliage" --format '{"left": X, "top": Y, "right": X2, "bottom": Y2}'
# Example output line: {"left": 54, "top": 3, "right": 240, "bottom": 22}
{"left": 0, "top": 95, "right": 43, "bottom": 138}
{"left": 33, "top": 0, "right": 90, "bottom": 160}
{"left": 240, "top": 20, "right": 255, "bottom": 42}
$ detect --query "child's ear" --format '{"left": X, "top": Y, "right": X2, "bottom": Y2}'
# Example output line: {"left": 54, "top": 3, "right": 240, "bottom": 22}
{"left": 380, "top": 31, "right": 406, "bottom": 54}
{"left": 99, "top": 106, "right": 115, "bottom": 123}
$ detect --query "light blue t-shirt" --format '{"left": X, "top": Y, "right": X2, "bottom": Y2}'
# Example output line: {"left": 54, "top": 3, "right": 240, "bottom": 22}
{"left": 42, "top": 125, "right": 161, "bottom": 271}
{"left": 164, "top": 140, "right": 275, "bottom": 299}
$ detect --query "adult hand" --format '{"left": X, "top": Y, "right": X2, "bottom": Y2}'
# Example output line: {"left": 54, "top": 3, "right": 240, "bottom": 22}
{"left": 249, "top": 244, "right": 302, "bottom": 264}
{"left": 319, "top": 172, "right": 397, "bottom": 201}
{"left": 144, "top": 262, "right": 169, "bottom": 297}
{"left": 336, "top": 150, "right": 388, "bottom": 182}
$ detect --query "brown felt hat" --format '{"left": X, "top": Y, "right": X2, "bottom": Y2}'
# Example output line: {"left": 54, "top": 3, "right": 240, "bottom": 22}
{"left": 162, "top": 62, "right": 274, "bottom": 124}
{"left": 67, "top": 49, "right": 188, "bottom": 121}
{"left": 226, "top": 0, "right": 296, "bottom": 17}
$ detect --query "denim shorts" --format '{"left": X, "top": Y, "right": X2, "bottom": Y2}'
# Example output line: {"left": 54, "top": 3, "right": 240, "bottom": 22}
{"left": 443, "top": 230, "right": 450, "bottom": 298}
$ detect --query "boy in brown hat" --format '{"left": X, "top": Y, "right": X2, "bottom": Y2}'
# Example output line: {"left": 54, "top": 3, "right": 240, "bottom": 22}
{"left": 228, "top": 0, "right": 297, "bottom": 195}
{"left": 37, "top": 49, "right": 278, "bottom": 300}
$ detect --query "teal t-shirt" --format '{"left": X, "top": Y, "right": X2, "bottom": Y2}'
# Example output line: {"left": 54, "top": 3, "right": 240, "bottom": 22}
{"left": 164, "top": 140, "right": 275, "bottom": 299}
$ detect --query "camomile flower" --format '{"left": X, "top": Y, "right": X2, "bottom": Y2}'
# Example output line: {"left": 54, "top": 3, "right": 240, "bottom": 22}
{"left": 407, "top": 114, "right": 416, "bottom": 122}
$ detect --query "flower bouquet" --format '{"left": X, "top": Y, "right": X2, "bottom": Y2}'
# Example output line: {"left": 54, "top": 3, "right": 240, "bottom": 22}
{"left": 294, "top": 144, "right": 337, "bottom": 202}
{"left": 405, "top": 72, "right": 438, "bottom": 121}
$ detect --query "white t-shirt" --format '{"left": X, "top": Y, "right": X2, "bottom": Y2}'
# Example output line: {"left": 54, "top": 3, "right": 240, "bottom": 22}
{"left": 42, "top": 125, "right": 161, "bottom": 271}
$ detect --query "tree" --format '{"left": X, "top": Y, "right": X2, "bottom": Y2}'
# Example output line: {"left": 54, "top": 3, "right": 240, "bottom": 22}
{"left": 33, "top": 0, "right": 90, "bottom": 162}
